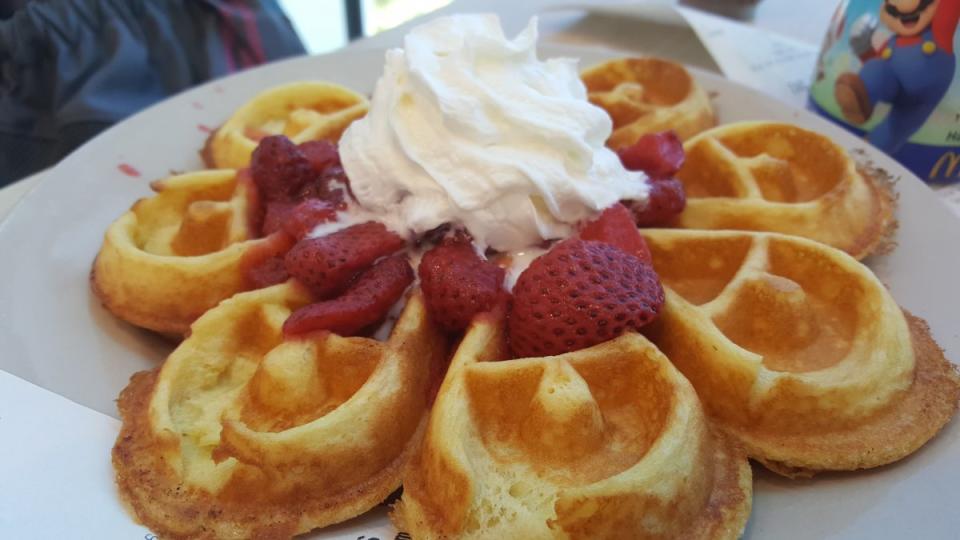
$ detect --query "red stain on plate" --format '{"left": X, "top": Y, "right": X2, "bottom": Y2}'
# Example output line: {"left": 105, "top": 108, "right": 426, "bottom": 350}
{"left": 192, "top": 101, "right": 204, "bottom": 110}
{"left": 117, "top": 163, "right": 141, "bottom": 177}
{"left": 214, "top": 85, "right": 224, "bottom": 94}
{"left": 197, "top": 124, "right": 215, "bottom": 134}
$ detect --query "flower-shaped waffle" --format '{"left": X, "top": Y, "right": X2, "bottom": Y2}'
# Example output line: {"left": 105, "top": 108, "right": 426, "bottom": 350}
{"left": 393, "top": 310, "right": 752, "bottom": 539}
{"left": 92, "top": 169, "right": 268, "bottom": 335}
{"left": 675, "top": 122, "right": 895, "bottom": 259}
{"left": 93, "top": 13, "right": 958, "bottom": 534}
{"left": 580, "top": 57, "right": 716, "bottom": 147}
{"left": 641, "top": 229, "right": 960, "bottom": 477}
{"left": 113, "top": 284, "right": 445, "bottom": 539}
{"left": 203, "top": 82, "right": 369, "bottom": 169}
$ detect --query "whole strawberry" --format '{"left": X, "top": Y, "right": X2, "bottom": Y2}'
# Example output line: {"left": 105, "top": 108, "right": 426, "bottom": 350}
{"left": 419, "top": 235, "right": 505, "bottom": 332}
{"left": 508, "top": 238, "right": 664, "bottom": 358}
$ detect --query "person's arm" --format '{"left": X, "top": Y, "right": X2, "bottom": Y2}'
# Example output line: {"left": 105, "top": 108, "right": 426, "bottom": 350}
{"left": 933, "top": 0, "right": 960, "bottom": 52}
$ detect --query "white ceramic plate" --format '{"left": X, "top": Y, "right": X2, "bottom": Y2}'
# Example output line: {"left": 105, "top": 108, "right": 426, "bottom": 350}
{"left": 1, "top": 45, "right": 958, "bottom": 539}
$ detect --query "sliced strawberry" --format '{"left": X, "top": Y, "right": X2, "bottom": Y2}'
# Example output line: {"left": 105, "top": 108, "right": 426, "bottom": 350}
{"left": 508, "top": 238, "right": 664, "bottom": 358}
{"left": 296, "top": 164, "right": 350, "bottom": 211}
{"left": 260, "top": 201, "right": 296, "bottom": 237}
{"left": 283, "top": 255, "right": 414, "bottom": 336}
{"left": 282, "top": 199, "right": 338, "bottom": 239}
{"left": 418, "top": 235, "right": 506, "bottom": 332}
{"left": 248, "top": 136, "right": 355, "bottom": 239}
{"left": 284, "top": 221, "right": 406, "bottom": 298}
{"left": 579, "top": 203, "right": 652, "bottom": 264}
{"left": 629, "top": 177, "right": 686, "bottom": 227}
{"left": 240, "top": 232, "right": 296, "bottom": 289}
{"left": 250, "top": 135, "right": 314, "bottom": 203}
{"left": 617, "top": 131, "right": 685, "bottom": 177}
{"left": 298, "top": 140, "right": 340, "bottom": 173}
{"left": 246, "top": 256, "right": 289, "bottom": 290}
{"left": 261, "top": 199, "right": 339, "bottom": 239}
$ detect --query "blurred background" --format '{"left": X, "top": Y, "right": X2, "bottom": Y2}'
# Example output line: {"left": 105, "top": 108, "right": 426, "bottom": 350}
{"left": 0, "top": 0, "right": 849, "bottom": 192}
{"left": 0, "top": 0, "right": 457, "bottom": 187}
{"left": 281, "top": 0, "right": 454, "bottom": 54}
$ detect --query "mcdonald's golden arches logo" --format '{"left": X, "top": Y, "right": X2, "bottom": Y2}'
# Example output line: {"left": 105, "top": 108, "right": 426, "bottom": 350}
{"left": 930, "top": 151, "right": 960, "bottom": 180}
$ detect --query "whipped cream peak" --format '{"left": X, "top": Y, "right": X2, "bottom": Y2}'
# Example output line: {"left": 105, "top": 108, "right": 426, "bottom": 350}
{"left": 340, "top": 14, "right": 648, "bottom": 252}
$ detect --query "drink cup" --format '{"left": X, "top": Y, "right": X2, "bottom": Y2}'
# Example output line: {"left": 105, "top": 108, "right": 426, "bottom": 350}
{"left": 809, "top": 0, "right": 960, "bottom": 184}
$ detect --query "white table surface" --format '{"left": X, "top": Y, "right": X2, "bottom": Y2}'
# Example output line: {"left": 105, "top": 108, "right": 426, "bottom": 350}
{"left": 0, "top": 0, "right": 839, "bottom": 222}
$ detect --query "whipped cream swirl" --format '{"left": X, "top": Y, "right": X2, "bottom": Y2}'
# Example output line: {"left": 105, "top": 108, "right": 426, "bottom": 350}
{"left": 340, "top": 14, "right": 648, "bottom": 252}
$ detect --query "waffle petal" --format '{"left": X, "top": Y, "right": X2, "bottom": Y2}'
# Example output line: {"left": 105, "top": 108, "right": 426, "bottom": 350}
{"left": 113, "top": 285, "right": 445, "bottom": 539}
{"left": 581, "top": 57, "right": 716, "bottom": 147}
{"left": 676, "top": 122, "right": 895, "bottom": 259}
{"left": 393, "top": 311, "right": 752, "bottom": 539}
{"left": 91, "top": 170, "right": 272, "bottom": 335}
{"left": 204, "top": 81, "right": 369, "bottom": 169}
{"left": 642, "top": 229, "right": 960, "bottom": 477}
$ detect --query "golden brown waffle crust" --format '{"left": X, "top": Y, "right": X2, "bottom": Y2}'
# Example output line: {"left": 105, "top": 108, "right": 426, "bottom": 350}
{"left": 91, "top": 251, "right": 238, "bottom": 338}
{"left": 91, "top": 170, "right": 260, "bottom": 336}
{"left": 112, "top": 286, "right": 444, "bottom": 539}
{"left": 580, "top": 56, "right": 717, "bottom": 146}
{"left": 114, "top": 369, "right": 427, "bottom": 539}
{"left": 676, "top": 122, "right": 897, "bottom": 260}
{"left": 203, "top": 82, "right": 369, "bottom": 169}
{"left": 394, "top": 426, "right": 752, "bottom": 540}
{"left": 849, "top": 164, "right": 898, "bottom": 259}
{"left": 643, "top": 229, "right": 959, "bottom": 478}
{"left": 392, "top": 317, "right": 753, "bottom": 540}
{"left": 732, "top": 312, "right": 960, "bottom": 478}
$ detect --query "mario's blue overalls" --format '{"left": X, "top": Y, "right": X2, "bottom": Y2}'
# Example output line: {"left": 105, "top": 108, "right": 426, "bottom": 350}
{"left": 859, "top": 28, "right": 956, "bottom": 154}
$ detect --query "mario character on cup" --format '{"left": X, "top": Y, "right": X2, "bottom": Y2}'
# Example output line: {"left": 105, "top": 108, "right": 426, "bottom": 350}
{"left": 834, "top": 0, "right": 960, "bottom": 154}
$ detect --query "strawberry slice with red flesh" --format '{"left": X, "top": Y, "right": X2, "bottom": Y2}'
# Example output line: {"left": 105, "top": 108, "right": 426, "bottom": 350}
{"left": 241, "top": 232, "right": 296, "bottom": 289}
{"left": 281, "top": 199, "right": 338, "bottom": 239}
{"left": 297, "top": 140, "right": 350, "bottom": 210}
{"left": 298, "top": 140, "right": 341, "bottom": 172}
{"left": 418, "top": 235, "right": 506, "bottom": 332}
{"left": 579, "top": 203, "right": 652, "bottom": 264}
{"left": 616, "top": 130, "right": 685, "bottom": 177}
{"left": 285, "top": 221, "right": 406, "bottom": 298}
{"left": 246, "top": 256, "right": 289, "bottom": 289}
{"left": 249, "top": 136, "right": 350, "bottom": 234}
{"left": 283, "top": 254, "right": 414, "bottom": 336}
{"left": 508, "top": 238, "right": 664, "bottom": 358}
{"left": 251, "top": 199, "right": 340, "bottom": 288}
{"left": 260, "top": 201, "right": 296, "bottom": 237}
{"left": 261, "top": 199, "right": 339, "bottom": 239}
{"left": 296, "top": 164, "right": 350, "bottom": 211}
